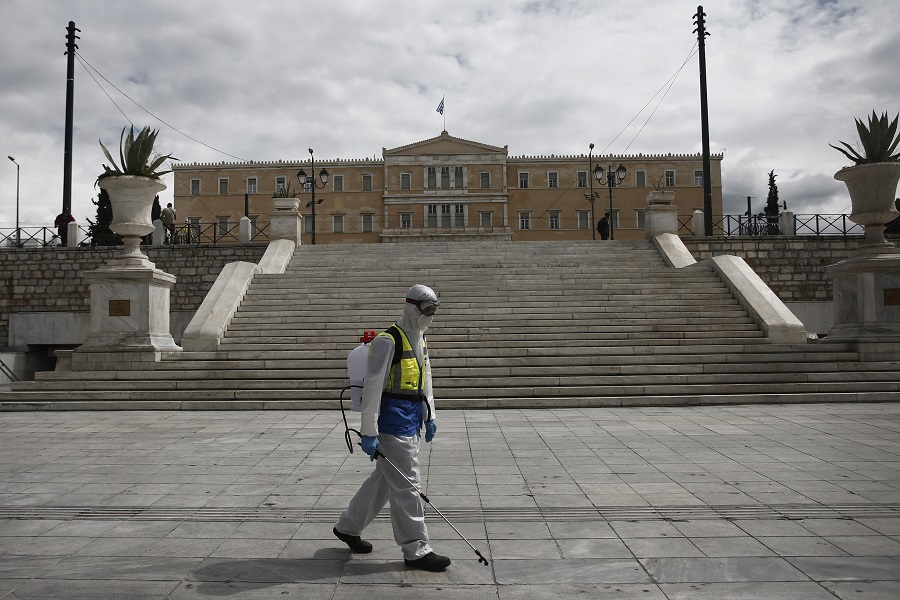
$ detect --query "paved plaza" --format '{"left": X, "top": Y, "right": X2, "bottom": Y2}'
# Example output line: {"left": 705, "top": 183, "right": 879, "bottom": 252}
{"left": 0, "top": 403, "right": 898, "bottom": 599}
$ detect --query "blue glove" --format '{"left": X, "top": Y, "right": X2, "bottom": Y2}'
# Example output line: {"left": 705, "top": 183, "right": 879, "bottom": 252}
{"left": 425, "top": 420, "right": 437, "bottom": 443}
{"left": 360, "top": 435, "right": 379, "bottom": 461}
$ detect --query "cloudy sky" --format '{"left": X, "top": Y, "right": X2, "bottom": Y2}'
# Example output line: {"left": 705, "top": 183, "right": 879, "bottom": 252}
{"left": 1, "top": 0, "right": 898, "bottom": 231}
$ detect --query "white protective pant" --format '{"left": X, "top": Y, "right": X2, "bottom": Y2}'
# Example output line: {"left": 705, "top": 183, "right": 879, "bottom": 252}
{"left": 335, "top": 433, "right": 432, "bottom": 560}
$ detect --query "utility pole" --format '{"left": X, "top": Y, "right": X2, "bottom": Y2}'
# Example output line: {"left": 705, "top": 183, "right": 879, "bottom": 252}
{"left": 63, "top": 21, "right": 80, "bottom": 216}
{"left": 693, "top": 6, "right": 712, "bottom": 236}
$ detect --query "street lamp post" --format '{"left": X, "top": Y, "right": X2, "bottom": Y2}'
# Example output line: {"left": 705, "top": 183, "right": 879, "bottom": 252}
{"left": 585, "top": 144, "right": 601, "bottom": 240}
{"left": 297, "top": 148, "right": 328, "bottom": 245}
{"left": 7, "top": 156, "right": 19, "bottom": 248}
{"left": 592, "top": 162, "right": 627, "bottom": 240}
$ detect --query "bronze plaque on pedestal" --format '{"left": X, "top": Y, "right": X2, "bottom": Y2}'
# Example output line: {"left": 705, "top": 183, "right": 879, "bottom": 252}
{"left": 109, "top": 299, "right": 131, "bottom": 316}
{"left": 885, "top": 289, "right": 900, "bottom": 306}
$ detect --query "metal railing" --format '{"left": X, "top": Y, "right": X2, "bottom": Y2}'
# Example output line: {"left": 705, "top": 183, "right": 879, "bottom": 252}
{"left": 0, "top": 222, "right": 272, "bottom": 249}
{"left": 678, "top": 214, "right": 866, "bottom": 237}
{"left": 0, "top": 225, "right": 92, "bottom": 248}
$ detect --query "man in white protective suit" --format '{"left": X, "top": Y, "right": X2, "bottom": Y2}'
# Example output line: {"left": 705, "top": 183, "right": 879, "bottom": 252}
{"left": 333, "top": 284, "right": 451, "bottom": 572}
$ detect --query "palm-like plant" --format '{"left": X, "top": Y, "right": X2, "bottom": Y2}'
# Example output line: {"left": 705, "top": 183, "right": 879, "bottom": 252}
{"left": 830, "top": 111, "right": 900, "bottom": 165}
{"left": 97, "top": 126, "right": 177, "bottom": 182}
{"left": 273, "top": 181, "right": 299, "bottom": 198}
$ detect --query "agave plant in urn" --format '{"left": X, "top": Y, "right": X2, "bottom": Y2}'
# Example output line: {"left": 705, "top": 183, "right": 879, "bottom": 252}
{"left": 97, "top": 126, "right": 177, "bottom": 267}
{"left": 830, "top": 111, "right": 900, "bottom": 252}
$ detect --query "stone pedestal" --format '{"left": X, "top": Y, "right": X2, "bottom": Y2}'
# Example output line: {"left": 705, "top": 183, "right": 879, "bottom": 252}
{"left": 72, "top": 266, "right": 181, "bottom": 370}
{"left": 824, "top": 251, "right": 900, "bottom": 359}
{"left": 270, "top": 198, "right": 303, "bottom": 244}
{"left": 644, "top": 191, "right": 678, "bottom": 239}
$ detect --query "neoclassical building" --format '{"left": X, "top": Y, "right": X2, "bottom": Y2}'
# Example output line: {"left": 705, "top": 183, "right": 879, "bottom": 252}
{"left": 172, "top": 131, "right": 723, "bottom": 243}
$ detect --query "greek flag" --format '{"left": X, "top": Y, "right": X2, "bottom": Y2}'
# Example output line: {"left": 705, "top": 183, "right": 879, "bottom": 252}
{"left": 436, "top": 98, "right": 444, "bottom": 115}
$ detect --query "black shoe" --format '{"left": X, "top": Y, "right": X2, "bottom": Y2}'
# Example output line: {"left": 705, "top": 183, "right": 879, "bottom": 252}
{"left": 405, "top": 551, "right": 451, "bottom": 572}
{"left": 333, "top": 527, "right": 372, "bottom": 553}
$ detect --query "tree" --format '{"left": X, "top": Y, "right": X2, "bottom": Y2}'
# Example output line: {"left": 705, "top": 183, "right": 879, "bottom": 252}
{"left": 86, "top": 188, "right": 121, "bottom": 246}
{"left": 764, "top": 170, "right": 781, "bottom": 234}
{"left": 151, "top": 195, "right": 162, "bottom": 222}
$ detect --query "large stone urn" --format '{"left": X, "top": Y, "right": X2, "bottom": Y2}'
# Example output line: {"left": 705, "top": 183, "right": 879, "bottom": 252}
{"left": 644, "top": 190, "right": 677, "bottom": 239}
{"left": 74, "top": 175, "right": 180, "bottom": 369}
{"left": 834, "top": 162, "right": 900, "bottom": 253}
{"left": 824, "top": 162, "right": 900, "bottom": 357}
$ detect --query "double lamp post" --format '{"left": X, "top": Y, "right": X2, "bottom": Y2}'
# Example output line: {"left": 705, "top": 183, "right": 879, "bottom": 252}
{"left": 585, "top": 143, "right": 626, "bottom": 240}
{"left": 296, "top": 148, "right": 327, "bottom": 245}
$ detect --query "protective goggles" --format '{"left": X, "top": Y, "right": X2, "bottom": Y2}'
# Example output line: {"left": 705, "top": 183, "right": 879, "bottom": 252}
{"left": 406, "top": 298, "right": 440, "bottom": 316}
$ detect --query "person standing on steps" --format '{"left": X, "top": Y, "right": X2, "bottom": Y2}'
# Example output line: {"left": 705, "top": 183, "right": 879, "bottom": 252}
{"left": 333, "top": 284, "right": 451, "bottom": 572}
{"left": 597, "top": 212, "right": 610, "bottom": 240}
{"left": 160, "top": 203, "right": 177, "bottom": 244}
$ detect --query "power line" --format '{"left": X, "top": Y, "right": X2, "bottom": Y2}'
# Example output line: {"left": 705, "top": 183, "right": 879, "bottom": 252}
{"left": 75, "top": 50, "right": 251, "bottom": 162}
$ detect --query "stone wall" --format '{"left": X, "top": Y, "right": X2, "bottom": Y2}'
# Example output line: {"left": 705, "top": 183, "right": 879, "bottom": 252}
{"left": 0, "top": 245, "right": 268, "bottom": 346}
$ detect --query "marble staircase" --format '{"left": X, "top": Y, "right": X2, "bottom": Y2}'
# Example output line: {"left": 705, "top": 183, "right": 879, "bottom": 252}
{"left": 3, "top": 240, "right": 898, "bottom": 409}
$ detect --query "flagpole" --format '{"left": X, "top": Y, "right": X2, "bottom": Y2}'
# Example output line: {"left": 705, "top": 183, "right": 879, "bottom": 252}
{"left": 442, "top": 95, "right": 446, "bottom": 130}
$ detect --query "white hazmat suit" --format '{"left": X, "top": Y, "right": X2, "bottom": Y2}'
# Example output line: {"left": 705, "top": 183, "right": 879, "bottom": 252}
{"left": 334, "top": 284, "right": 447, "bottom": 568}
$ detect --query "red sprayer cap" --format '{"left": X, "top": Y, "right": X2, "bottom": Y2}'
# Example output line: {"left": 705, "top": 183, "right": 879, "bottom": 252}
{"left": 359, "top": 330, "right": 377, "bottom": 343}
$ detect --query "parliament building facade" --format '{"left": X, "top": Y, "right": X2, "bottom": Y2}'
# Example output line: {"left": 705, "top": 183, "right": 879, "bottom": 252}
{"left": 172, "top": 131, "right": 723, "bottom": 244}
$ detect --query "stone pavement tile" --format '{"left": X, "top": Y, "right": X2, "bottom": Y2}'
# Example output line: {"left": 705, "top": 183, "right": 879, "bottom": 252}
{"left": 798, "top": 519, "right": 879, "bottom": 536}
{"left": 279, "top": 539, "right": 353, "bottom": 561}
{"left": 169, "top": 581, "right": 337, "bottom": 600}
{"left": 335, "top": 584, "right": 497, "bottom": 600}
{"left": 658, "top": 581, "right": 837, "bottom": 600}
{"left": 4, "top": 536, "right": 94, "bottom": 556}
{"left": 211, "top": 538, "right": 289, "bottom": 559}
{"left": 787, "top": 556, "right": 900, "bottom": 581}
{"left": 533, "top": 494, "right": 593, "bottom": 508}
{"left": 855, "top": 518, "right": 900, "bottom": 536}
{"left": 588, "top": 494, "right": 650, "bottom": 506}
{"left": 229, "top": 521, "right": 300, "bottom": 539}
{"left": 2, "top": 578, "right": 181, "bottom": 600}
{"left": 103, "top": 520, "right": 181, "bottom": 538}
{"left": 691, "top": 536, "right": 776, "bottom": 557}
{"left": 73, "top": 536, "right": 159, "bottom": 557}
{"left": 0, "top": 519, "right": 63, "bottom": 537}
{"left": 187, "top": 557, "right": 343, "bottom": 584}
{"left": 167, "top": 521, "right": 241, "bottom": 539}
{"left": 41, "top": 519, "right": 123, "bottom": 537}
{"left": 142, "top": 537, "right": 224, "bottom": 558}
{"left": 824, "top": 535, "right": 900, "bottom": 556}
{"left": 609, "top": 520, "right": 684, "bottom": 539}
{"left": 623, "top": 537, "right": 705, "bottom": 558}
{"left": 489, "top": 538, "right": 561, "bottom": 559}
{"left": 0, "top": 556, "right": 62, "bottom": 578}
{"left": 732, "top": 519, "right": 817, "bottom": 537}
{"left": 150, "top": 495, "right": 212, "bottom": 508}
{"left": 99, "top": 494, "right": 164, "bottom": 506}
{"left": 557, "top": 538, "right": 632, "bottom": 559}
{"left": 547, "top": 521, "right": 617, "bottom": 539}
{"left": 40, "top": 555, "right": 202, "bottom": 580}
{"left": 823, "top": 581, "right": 900, "bottom": 600}
{"left": 493, "top": 558, "right": 649, "bottom": 584}
{"left": 208, "top": 494, "right": 273, "bottom": 507}
{"left": 341, "top": 558, "right": 495, "bottom": 584}
{"left": 486, "top": 521, "right": 551, "bottom": 540}
{"left": 496, "top": 583, "right": 669, "bottom": 599}
{"left": 757, "top": 536, "right": 849, "bottom": 557}
{"left": 425, "top": 521, "right": 488, "bottom": 542}
{"left": 640, "top": 557, "right": 808, "bottom": 583}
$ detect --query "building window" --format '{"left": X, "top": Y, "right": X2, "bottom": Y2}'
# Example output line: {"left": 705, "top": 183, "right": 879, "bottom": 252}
{"left": 635, "top": 170, "right": 646, "bottom": 188}
{"left": 401, "top": 213, "right": 412, "bottom": 228}
{"left": 694, "top": 170, "right": 703, "bottom": 186}
{"left": 427, "top": 204, "right": 437, "bottom": 227}
{"left": 247, "top": 177, "right": 257, "bottom": 194}
{"left": 455, "top": 166, "right": 463, "bottom": 189}
{"left": 636, "top": 209, "right": 646, "bottom": 229}
{"left": 549, "top": 211, "right": 560, "bottom": 229}
{"left": 577, "top": 171, "right": 587, "bottom": 188}
{"left": 333, "top": 214, "right": 344, "bottom": 233}
{"left": 190, "top": 179, "right": 200, "bottom": 195}
{"left": 665, "top": 170, "right": 676, "bottom": 187}
{"left": 218, "top": 178, "right": 229, "bottom": 195}
{"left": 304, "top": 214, "right": 313, "bottom": 234}
{"left": 480, "top": 172, "right": 490, "bottom": 188}
{"left": 333, "top": 175, "right": 344, "bottom": 192}
{"left": 362, "top": 213, "right": 373, "bottom": 232}
{"left": 275, "top": 177, "right": 286, "bottom": 194}
{"left": 611, "top": 210, "right": 620, "bottom": 229}
{"left": 454, "top": 204, "right": 465, "bottom": 227}
{"left": 519, "top": 212, "right": 531, "bottom": 230}
{"left": 427, "top": 167, "right": 437, "bottom": 190}
{"left": 401, "top": 173, "right": 411, "bottom": 190}
{"left": 480, "top": 212, "right": 492, "bottom": 227}
{"left": 577, "top": 211, "right": 590, "bottom": 229}
{"left": 187, "top": 217, "right": 201, "bottom": 242}
{"left": 548, "top": 171, "right": 558, "bottom": 189}
{"left": 362, "top": 174, "right": 373, "bottom": 192}
{"left": 441, "top": 204, "right": 451, "bottom": 228}
{"left": 519, "top": 172, "right": 529, "bottom": 189}
{"left": 217, "top": 216, "right": 229, "bottom": 237}
{"left": 441, "top": 167, "right": 450, "bottom": 189}
{"left": 249, "top": 215, "right": 259, "bottom": 235}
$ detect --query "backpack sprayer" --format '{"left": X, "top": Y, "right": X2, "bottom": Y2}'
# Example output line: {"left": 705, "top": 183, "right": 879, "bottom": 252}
{"left": 339, "top": 330, "right": 490, "bottom": 567}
